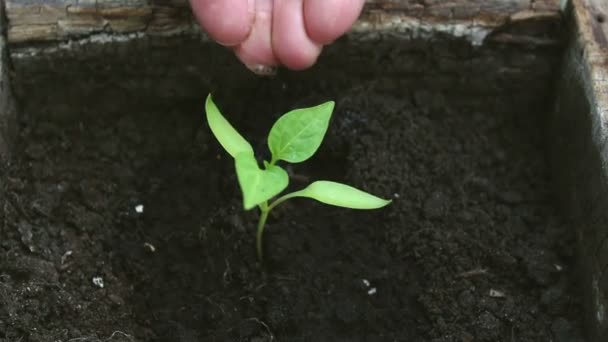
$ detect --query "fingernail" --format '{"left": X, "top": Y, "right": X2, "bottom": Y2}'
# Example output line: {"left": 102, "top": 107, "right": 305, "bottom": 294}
{"left": 216, "top": 40, "right": 239, "bottom": 47}
{"left": 245, "top": 64, "right": 278, "bottom": 76}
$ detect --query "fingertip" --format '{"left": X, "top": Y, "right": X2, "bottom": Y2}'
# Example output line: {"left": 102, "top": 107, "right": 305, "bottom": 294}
{"left": 234, "top": 2, "right": 280, "bottom": 69}
{"left": 234, "top": 44, "right": 280, "bottom": 70}
{"left": 275, "top": 44, "right": 322, "bottom": 71}
{"left": 190, "top": 0, "right": 253, "bottom": 46}
{"left": 272, "top": 0, "right": 322, "bottom": 70}
{"left": 304, "top": 0, "right": 365, "bottom": 44}
{"left": 277, "top": 46, "right": 322, "bottom": 71}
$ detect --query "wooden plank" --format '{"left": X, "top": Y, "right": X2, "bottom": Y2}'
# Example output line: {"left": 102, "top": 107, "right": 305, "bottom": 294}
{"left": 0, "top": 1, "right": 17, "bottom": 162}
{"left": 587, "top": 0, "right": 608, "bottom": 48}
{"left": 550, "top": 0, "right": 608, "bottom": 340}
{"left": 4, "top": 0, "right": 562, "bottom": 47}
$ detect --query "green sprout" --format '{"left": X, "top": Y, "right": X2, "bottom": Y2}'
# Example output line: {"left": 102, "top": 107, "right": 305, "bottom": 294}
{"left": 205, "top": 94, "right": 391, "bottom": 261}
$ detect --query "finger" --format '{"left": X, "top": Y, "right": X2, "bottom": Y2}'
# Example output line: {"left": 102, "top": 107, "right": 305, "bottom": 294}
{"left": 190, "top": 0, "right": 254, "bottom": 46}
{"left": 234, "top": 0, "right": 280, "bottom": 70}
{"left": 272, "top": 0, "right": 322, "bottom": 70}
{"left": 303, "top": 0, "right": 365, "bottom": 44}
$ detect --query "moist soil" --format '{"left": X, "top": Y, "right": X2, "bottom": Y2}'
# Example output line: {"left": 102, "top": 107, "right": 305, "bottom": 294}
{"left": 0, "top": 76, "right": 586, "bottom": 341}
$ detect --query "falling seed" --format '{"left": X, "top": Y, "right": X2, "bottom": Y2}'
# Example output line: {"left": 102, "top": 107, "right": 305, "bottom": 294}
{"left": 393, "top": 193, "right": 400, "bottom": 198}
{"left": 143, "top": 242, "right": 156, "bottom": 253}
{"left": 368, "top": 287, "right": 377, "bottom": 295}
{"left": 554, "top": 264, "right": 563, "bottom": 271}
{"left": 135, "top": 204, "right": 144, "bottom": 213}
{"left": 489, "top": 289, "right": 505, "bottom": 298}
{"left": 362, "top": 279, "right": 370, "bottom": 287}
{"left": 92, "top": 276, "right": 105, "bottom": 289}
{"left": 61, "top": 250, "right": 73, "bottom": 265}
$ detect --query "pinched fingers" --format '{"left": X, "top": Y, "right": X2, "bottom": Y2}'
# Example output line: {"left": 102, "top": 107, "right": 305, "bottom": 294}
{"left": 191, "top": 0, "right": 365, "bottom": 72}
{"left": 233, "top": 0, "right": 280, "bottom": 70}
{"left": 272, "top": 0, "right": 322, "bottom": 70}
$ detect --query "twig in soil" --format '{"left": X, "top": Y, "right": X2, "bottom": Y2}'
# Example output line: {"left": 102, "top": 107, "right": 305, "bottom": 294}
{"left": 66, "top": 330, "right": 134, "bottom": 342}
{"left": 246, "top": 317, "right": 275, "bottom": 341}
{"left": 457, "top": 268, "right": 488, "bottom": 278}
{"left": 223, "top": 258, "right": 232, "bottom": 285}
{"left": 31, "top": 281, "right": 62, "bottom": 289}
{"left": 107, "top": 331, "right": 134, "bottom": 341}
{"left": 205, "top": 296, "right": 227, "bottom": 316}
{"left": 67, "top": 336, "right": 99, "bottom": 342}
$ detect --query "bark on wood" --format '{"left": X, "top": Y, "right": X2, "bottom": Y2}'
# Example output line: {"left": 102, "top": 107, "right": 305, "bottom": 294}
{"left": 4, "top": 0, "right": 562, "bottom": 50}
{"left": 551, "top": 0, "right": 608, "bottom": 340}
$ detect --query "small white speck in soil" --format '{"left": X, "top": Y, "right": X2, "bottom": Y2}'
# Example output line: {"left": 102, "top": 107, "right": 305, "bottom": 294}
{"left": 489, "top": 289, "right": 505, "bottom": 298}
{"left": 92, "top": 276, "right": 105, "bottom": 288}
{"left": 144, "top": 242, "right": 156, "bottom": 253}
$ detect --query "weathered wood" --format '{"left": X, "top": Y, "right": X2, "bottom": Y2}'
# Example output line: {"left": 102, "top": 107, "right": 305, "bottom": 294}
{"left": 4, "top": 0, "right": 562, "bottom": 51}
{"left": 551, "top": 0, "right": 608, "bottom": 340}
{"left": 0, "top": 1, "right": 17, "bottom": 163}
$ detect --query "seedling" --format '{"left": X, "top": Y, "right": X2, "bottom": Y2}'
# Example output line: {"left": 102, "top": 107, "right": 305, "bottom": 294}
{"left": 205, "top": 94, "right": 391, "bottom": 261}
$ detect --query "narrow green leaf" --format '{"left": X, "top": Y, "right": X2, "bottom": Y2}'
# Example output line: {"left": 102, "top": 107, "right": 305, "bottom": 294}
{"left": 205, "top": 94, "right": 253, "bottom": 158}
{"left": 268, "top": 101, "right": 334, "bottom": 163}
{"left": 235, "top": 152, "right": 289, "bottom": 210}
{"left": 293, "top": 181, "right": 391, "bottom": 209}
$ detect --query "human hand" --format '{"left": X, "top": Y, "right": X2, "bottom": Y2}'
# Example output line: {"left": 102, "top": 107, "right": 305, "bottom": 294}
{"left": 189, "top": 0, "right": 365, "bottom": 74}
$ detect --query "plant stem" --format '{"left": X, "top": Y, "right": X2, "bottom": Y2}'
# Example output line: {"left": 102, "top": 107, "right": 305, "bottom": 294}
{"left": 255, "top": 189, "right": 305, "bottom": 261}
{"left": 269, "top": 156, "right": 278, "bottom": 166}
{"left": 268, "top": 190, "right": 304, "bottom": 211}
{"left": 256, "top": 206, "right": 270, "bottom": 261}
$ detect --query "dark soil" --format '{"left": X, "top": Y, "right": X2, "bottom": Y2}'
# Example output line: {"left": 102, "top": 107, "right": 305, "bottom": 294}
{"left": 1, "top": 73, "right": 585, "bottom": 341}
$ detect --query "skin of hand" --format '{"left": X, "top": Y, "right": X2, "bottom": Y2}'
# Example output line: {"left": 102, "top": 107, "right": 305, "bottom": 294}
{"left": 189, "top": 0, "right": 365, "bottom": 73}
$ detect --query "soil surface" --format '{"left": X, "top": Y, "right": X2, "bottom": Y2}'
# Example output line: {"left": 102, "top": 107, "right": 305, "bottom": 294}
{"left": 1, "top": 74, "right": 586, "bottom": 342}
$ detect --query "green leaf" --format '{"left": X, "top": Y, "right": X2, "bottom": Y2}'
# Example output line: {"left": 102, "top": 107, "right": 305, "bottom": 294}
{"left": 235, "top": 152, "right": 289, "bottom": 210}
{"left": 205, "top": 94, "right": 253, "bottom": 158}
{"left": 292, "top": 181, "right": 391, "bottom": 209}
{"left": 268, "top": 101, "right": 334, "bottom": 163}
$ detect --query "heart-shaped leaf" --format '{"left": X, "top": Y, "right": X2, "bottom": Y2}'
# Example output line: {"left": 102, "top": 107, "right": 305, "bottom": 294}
{"left": 290, "top": 181, "right": 391, "bottom": 209}
{"left": 235, "top": 151, "right": 289, "bottom": 210}
{"left": 268, "top": 101, "right": 334, "bottom": 163}
{"left": 205, "top": 94, "right": 253, "bottom": 158}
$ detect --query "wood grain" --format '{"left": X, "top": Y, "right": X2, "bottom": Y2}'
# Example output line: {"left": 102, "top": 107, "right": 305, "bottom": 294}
{"left": 0, "top": 1, "right": 17, "bottom": 162}
{"left": 550, "top": 0, "right": 608, "bottom": 340}
{"left": 4, "top": 0, "right": 562, "bottom": 47}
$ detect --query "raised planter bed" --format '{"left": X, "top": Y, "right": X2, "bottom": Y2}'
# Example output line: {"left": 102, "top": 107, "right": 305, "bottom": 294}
{"left": 0, "top": 0, "right": 606, "bottom": 341}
